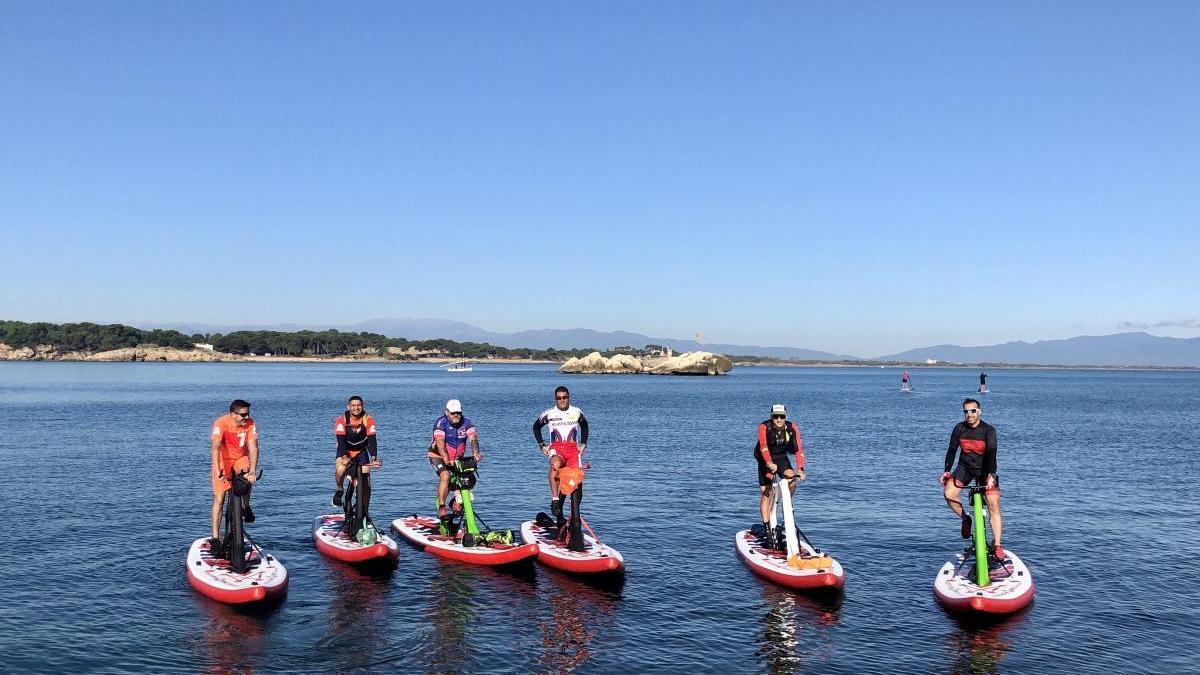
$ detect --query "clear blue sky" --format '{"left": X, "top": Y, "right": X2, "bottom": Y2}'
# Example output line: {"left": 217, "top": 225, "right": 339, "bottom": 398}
{"left": 2, "top": 3, "right": 1197, "bottom": 356}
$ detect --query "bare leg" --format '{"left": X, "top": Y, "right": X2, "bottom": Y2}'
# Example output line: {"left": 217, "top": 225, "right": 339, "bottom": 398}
{"left": 943, "top": 482, "right": 965, "bottom": 519}
{"left": 437, "top": 470, "right": 450, "bottom": 512}
{"left": 211, "top": 492, "right": 224, "bottom": 540}
{"left": 759, "top": 486, "right": 772, "bottom": 523}
{"left": 986, "top": 491, "right": 1003, "bottom": 546}
{"left": 548, "top": 455, "right": 563, "bottom": 500}
{"left": 334, "top": 456, "right": 348, "bottom": 489}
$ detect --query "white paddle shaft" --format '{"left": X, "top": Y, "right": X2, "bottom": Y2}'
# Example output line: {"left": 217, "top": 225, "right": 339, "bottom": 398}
{"left": 771, "top": 474, "right": 800, "bottom": 558}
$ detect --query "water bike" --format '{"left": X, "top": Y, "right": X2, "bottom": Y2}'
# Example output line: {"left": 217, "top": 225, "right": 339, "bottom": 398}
{"left": 735, "top": 472, "right": 844, "bottom": 592}
{"left": 313, "top": 456, "right": 399, "bottom": 566}
{"left": 187, "top": 469, "right": 288, "bottom": 605}
{"left": 933, "top": 485, "right": 1034, "bottom": 615}
{"left": 520, "top": 464, "right": 625, "bottom": 576}
{"left": 391, "top": 457, "right": 538, "bottom": 566}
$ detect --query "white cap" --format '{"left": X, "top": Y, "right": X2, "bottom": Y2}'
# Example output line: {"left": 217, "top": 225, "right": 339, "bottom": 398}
{"left": 446, "top": 399, "right": 462, "bottom": 413}
{"left": 770, "top": 404, "right": 787, "bottom": 416}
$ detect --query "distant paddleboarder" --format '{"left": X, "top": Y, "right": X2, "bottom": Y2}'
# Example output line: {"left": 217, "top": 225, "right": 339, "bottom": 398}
{"left": 979, "top": 372, "right": 988, "bottom": 393}
{"left": 901, "top": 371, "right": 911, "bottom": 392}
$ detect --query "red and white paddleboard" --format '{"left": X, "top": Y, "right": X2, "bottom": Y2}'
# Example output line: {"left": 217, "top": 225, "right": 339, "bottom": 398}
{"left": 735, "top": 529, "right": 845, "bottom": 591}
{"left": 519, "top": 520, "right": 625, "bottom": 575}
{"left": 933, "top": 548, "right": 1034, "bottom": 614}
{"left": 312, "top": 514, "right": 399, "bottom": 565}
{"left": 390, "top": 515, "right": 538, "bottom": 566}
{"left": 186, "top": 537, "right": 288, "bottom": 605}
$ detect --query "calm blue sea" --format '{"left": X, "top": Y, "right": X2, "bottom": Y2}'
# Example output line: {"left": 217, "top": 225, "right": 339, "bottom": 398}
{"left": 0, "top": 363, "right": 1197, "bottom": 674}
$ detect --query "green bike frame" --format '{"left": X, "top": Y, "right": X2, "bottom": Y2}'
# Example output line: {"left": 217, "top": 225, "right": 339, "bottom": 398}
{"left": 437, "top": 461, "right": 481, "bottom": 537}
{"left": 458, "top": 488, "right": 480, "bottom": 536}
{"left": 972, "top": 490, "right": 989, "bottom": 587}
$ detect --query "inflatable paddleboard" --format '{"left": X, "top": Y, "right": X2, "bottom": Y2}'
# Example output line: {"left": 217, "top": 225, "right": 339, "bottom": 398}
{"left": 934, "top": 547, "right": 1034, "bottom": 614}
{"left": 391, "top": 515, "right": 538, "bottom": 566}
{"left": 520, "top": 520, "right": 625, "bottom": 575}
{"left": 312, "top": 514, "right": 399, "bottom": 565}
{"left": 735, "top": 528, "right": 845, "bottom": 591}
{"left": 186, "top": 536, "right": 288, "bottom": 605}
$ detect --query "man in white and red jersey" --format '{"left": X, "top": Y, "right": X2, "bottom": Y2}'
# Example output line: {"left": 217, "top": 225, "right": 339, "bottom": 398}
{"left": 209, "top": 399, "right": 258, "bottom": 547}
{"left": 532, "top": 385, "right": 589, "bottom": 526}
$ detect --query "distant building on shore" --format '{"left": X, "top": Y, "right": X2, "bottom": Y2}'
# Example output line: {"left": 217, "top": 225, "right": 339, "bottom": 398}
{"left": 194, "top": 343, "right": 214, "bottom": 351}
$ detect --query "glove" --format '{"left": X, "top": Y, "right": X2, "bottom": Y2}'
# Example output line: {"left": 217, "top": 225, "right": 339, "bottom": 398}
{"left": 985, "top": 474, "right": 996, "bottom": 490}
{"left": 939, "top": 471, "right": 952, "bottom": 486}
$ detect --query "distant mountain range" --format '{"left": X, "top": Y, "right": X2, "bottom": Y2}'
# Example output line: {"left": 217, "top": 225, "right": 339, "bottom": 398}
{"left": 876, "top": 332, "right": 1200, "bottom": 367}
{"left": 143, "top": 319, "right": 1200, "bottom": 367}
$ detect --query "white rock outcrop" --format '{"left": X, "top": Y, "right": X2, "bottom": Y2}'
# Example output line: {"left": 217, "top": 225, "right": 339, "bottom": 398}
{"left": 558, "top": 350, "right": 730, "bottom": 375}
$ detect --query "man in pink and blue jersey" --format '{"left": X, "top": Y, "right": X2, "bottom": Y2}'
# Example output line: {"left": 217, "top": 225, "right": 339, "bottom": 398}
{"left": 428, "top": 399, "right": 483, "bottom": 520}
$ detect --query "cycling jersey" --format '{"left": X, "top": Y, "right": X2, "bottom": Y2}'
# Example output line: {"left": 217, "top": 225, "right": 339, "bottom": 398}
{"left": 431, "top": 414, "right": 476, "bottom": 462}
{"left": 532, "top": 405, "right": 589, "bottom": 449}
{"left": 211, "top": 414, "right": 257, "bottom": 461}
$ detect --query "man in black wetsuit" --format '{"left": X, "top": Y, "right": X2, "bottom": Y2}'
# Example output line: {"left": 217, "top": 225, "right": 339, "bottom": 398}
{"left": 754, "top": 404, "right": 806, "bottom": 548}
{"left": 939, "top": 398, "right": 1004, "bottom": 560}
{"left": 979, "top": 372, "right": 988, "bottom": 392}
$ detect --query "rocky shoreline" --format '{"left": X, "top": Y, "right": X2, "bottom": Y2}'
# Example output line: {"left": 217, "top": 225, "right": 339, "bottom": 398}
{"left": 559, "top": 351, "right": 733, "bottom": 376}
{"left": 0, "top": 343, "right": 554, "bottom": 365}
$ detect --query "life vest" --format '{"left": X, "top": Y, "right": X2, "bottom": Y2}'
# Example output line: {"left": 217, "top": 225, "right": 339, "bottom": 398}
{"left": 759, "top": 420, "right": 798, "bottom": 456}
{"left": 343, "top": 411, "right": 371, "bottom": 452}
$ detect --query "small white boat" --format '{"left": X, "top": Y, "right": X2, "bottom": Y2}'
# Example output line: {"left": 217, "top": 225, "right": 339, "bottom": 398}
{"left": 443, "top": 360, "right": 473, "bottom": 372}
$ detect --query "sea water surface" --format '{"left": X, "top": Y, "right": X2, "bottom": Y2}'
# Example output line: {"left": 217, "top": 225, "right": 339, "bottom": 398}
{"left": 0, "top": 363, "right": 1197, "bottom": 674}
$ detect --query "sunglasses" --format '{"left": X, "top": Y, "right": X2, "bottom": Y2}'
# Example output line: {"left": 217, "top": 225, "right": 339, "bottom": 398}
{"left": 555, "top": 395, "right": 569, "bottom": 400}
{"left": 448, "top": 411, "right": 462, "bottom": 415}
{"left": 963, "top": 409, "right": 980, "bottom": 414}
{"left": 772, "top": 414, "right": 786, "bottom": 419}
{"left": 233, "top": 411, "right": 249, "bottom": 418}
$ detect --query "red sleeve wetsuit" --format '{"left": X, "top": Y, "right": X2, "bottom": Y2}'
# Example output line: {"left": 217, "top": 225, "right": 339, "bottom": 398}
{"left": 945, "top": 420, "right": 997, "bottom": 489}
{"left": 754, "top": 421, "right": 805, "bottom": 486}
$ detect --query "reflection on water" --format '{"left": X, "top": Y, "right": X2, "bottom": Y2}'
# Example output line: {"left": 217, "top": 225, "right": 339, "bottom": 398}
{"left": 943, "top": 608, "right": 1030, "bottom": 674}
{"left": 535, "top": 571, "right": 623, "bottom": 673}
{"left": 422, "top": 563, "right": 481, "bottom": 674}
{"left": 415, "top": 561, "right": 542, "bottom": 673}
{"left": 755, "top": 586, "right": 843, "bottom": 674}
{"left": 320, "top": 563, "right": 395, "bottom": 671}
{"left": 187, "top": 596, "right": 276, "bottom": 674}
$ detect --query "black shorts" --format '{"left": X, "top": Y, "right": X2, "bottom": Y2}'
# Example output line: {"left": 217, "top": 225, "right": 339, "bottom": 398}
{"left": 337, "top": 449, "right": 371, "bottom": 466}
{"left": 951, "top": 465, "right": 1000, "bottom": 494}
{"left": 755, "top": 451, "right": 795, "bottom": 487}
{"left": 429, "top": 455, "right": 448, "bottom": 475}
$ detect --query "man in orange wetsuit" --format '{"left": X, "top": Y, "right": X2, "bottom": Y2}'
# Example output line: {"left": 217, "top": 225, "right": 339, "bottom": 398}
{"left": 210, "top": 399, "right": 259, "bottom": 547}
{"left": 332, "top": 395, "right": 381, "bottom": 514}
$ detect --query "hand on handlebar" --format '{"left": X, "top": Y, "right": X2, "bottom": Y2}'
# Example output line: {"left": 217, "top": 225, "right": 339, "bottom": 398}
{"left": 985, "top": 474, "right": 996, "bottom": 490}
{"left": 370, "top": 458, "right": 382, "bottom": 468}
{"left": 539, "top": 444, "right": 550, "bottom": 457}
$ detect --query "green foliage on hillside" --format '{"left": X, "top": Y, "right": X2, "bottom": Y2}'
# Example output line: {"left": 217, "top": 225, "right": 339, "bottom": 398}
{"left": 0, "top": 320, "right": 657, "bottom": 362}
{"left": 0, "top": 321, "right": 197, "bottom": 351}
